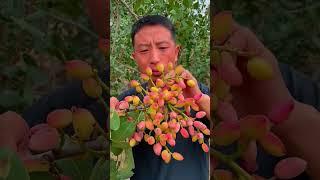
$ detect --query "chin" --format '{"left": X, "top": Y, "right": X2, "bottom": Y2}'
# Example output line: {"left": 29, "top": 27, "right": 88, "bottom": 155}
{"left": 151, "top": 75, "right": 161, "bottom": 81}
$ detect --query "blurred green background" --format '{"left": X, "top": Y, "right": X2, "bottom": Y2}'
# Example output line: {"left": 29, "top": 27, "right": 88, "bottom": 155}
{"left": 0, "top": 0, "right": 105, "bottom": 113}
{"left": 110, "top": 0, "right": 210, "bottom": 97}
{"left": 213, "top": 0, "right": 320, "bottom": 81}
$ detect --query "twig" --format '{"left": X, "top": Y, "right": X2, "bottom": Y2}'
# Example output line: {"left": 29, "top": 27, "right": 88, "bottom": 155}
{"left": 93, "top": 69, "right": 109, "bottom": 92}
{"left": 28, "top": 138, "right": 108, "bottom": 161}
{"left": 117, "top": 0, "right": 139, "bottom": 20}
{"left": 212, "top": 45, "right": 256, "bottom": 57}
{"left": 287, "top": 3, "right": 320, "bottom": 13}
{"left": 40, "top": 9, "right": 99, "bottom": 40}
{"left": 210, "top": 148, "right": 252, "bottom": 180}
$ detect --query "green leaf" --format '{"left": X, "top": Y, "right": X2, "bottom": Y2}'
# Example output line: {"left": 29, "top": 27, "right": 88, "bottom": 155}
{"left": 183, "top": 0, "right": 192, "bottom": 8}
{"left": 110, "top": 160, "right": 118, "bottom": 180}
{"left": 0, "top": 148, "right": 30, "bottom": 180}
{"left": 117, "top": 148, "right": 135, "bottom": 179}
{"left": 124, "top": 148, "right": 135, "bottom": 170}
{"left": 26, "top": 66, "right": 48, "bottom": 85}
{"left": 0, "top": 154, "right": 10, "bottom": 178}
{"left": 0, "top": 66, "right": 20, "bottom": 79}
{"left": 110, "top": 109, "right": 120, "bottom": 131}
{"left": 117, "top": 170, "right": 134, "bottom": 180}
{"left": 22, "top": 82, "right": 34, "bottom": 106}
{"left": 55, "top": 158, "right": 94, "bottom": 180}
{"left": 111, "top": 146, "right": 123, "bottom": 156}
{"left": 89, "top": 157, "right": 108, "bottom": 180}
{"left": 193, "top": 1, "right": 199, "bottom": 9}
{"left": 10, "top": 17, "right": 46, "bottom": 40}
{"left": 2, "top": 0, "right": 25, "bottom": 18}
{"left": 111, "top": 141, "right": 130, "bottom": 149}
{"left": 111, "top": 111, "right": 144, "bottom": 142}
{"left": 29, "top": 172, "right": 55, "bottom": 180}
{"left": 134, "top": 0, "right": 143, "bottom": 11}
{"left": 0, "top": 90, "right": 21, "bottom": 108}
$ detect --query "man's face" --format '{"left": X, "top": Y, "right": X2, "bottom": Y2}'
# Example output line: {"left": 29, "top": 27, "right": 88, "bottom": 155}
{"left": 132, "top": 25, "right": 180, "bottom": 80}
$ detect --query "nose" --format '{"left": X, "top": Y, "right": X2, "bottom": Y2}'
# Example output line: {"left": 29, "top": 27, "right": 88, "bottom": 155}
{"left": 150, "top": 48, "right": 160, "bottom": 64}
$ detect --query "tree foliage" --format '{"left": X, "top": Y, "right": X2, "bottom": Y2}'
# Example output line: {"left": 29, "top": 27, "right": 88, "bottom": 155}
{"left": 0, "top": 0, "right": 105, "bottom": 113}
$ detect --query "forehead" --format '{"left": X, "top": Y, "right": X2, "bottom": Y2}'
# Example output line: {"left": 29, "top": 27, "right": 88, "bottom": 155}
{"left": 134, "top": 25, "right": 174, "bottom": 45}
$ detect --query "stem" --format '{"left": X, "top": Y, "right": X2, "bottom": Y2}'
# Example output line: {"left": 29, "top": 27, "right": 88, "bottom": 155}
{"left": 168, "top": 104, "right": 188, "bottom": 119}
{"left": 164, "top": 146, "right": 172, "bottom": 153}
{"left": 86, "top": 148, "right": 107, "bottom": 157}
{"left": 227, "top": 141, "right": 248, "bottom": 160}
{"left": 140, "top": 85, "right": 148, "bottom": 95}
{"left": 40, "top": 9, "right": 99, "bottom": 39}
{"left": 117, "top": 0, "right": 139, "bottom": 20}
{"left": 58, "top": 129, "right": 65, "bottom": 151}
{"left": 212, "top": 45, "right": 256, "bottom": 57}
{"left": 98, "top": 96, "right": 108, "bottom": 111}
{"left": 93, "top": 69, "right": 109, "bottom": 92}
{"left": 28, "top": 139, "right": 108, "bottom": 161}
{"left": 210, "top": 148, "right": 252, "bottom": 180}
{"left": 125, "top": 106, "right": 147, "bottom": 112}
{"left": 149, "top": 78, "right": 157, "bottom": 88}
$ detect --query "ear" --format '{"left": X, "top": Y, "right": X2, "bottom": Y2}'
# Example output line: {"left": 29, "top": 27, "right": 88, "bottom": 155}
{"left": 131, "top": 52, "right": 136, "bottom": 60}
{"left": 174, "top": 45, "right": 181, "bottom": 64}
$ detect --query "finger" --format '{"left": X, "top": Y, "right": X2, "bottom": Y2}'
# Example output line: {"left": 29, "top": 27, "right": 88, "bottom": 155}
{"left": 0, "top": 111, "right": 29, "bottom": 143}
{"left": 181, "top": 69, "right": 202, "bottom": 97}
{"left": 217, "top": 51, "right": 243, "bottom": 86}
{"left": 227, "top": 23, "right": 266, "bottom": 56}
{"left": 226, "top": 24, "right": 278, "bottom": 74}
{"left": 226, "top": 24, "right": 293, "bottom": 113}
{"left": 183, "top": 70, "right": 200, "bottom": 89}
{"left": 29, "top": 124, "right": 60, "bottom": 153}
{"left": 182, "top": 70, "right": 196, "bottom": 82}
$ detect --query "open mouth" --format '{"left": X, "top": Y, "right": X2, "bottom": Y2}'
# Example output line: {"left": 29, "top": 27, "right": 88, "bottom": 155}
{"left": 152, "top": 69, "right": 161, "bottom": 76}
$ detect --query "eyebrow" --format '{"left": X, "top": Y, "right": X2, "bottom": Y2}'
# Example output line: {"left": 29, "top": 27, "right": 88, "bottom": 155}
{"left": 155, "top": 41, "right": 169, "bottom": 46}
{"left": 137, "top": 41, "right": 170, "bottom": 47}
{"left": 137, "top": 44, "right": 149, "bottom": 50}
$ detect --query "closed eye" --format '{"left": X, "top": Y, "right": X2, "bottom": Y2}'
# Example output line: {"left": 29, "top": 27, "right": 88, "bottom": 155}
{"left": 140, "top": 49, "right": 148, "bottom": 53}
{"left": 159, "top": 47, "right": 168, "bottom": 50}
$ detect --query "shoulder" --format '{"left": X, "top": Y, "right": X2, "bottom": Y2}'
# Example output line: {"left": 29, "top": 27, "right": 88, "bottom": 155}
{"left": 117, "top": 83, "right": 147, "bottom": 100}
{"left": 117, "top": 88, "right": 136, "bottom": 101}
{"left": 198, "top": 83, "right": 209, "bottom": 95}
{"left": 279, "top": 63, "right": 320, "bottom": 110}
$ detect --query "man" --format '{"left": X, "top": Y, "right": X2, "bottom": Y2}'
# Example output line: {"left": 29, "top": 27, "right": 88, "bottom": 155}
{"left": 1, "top": 5, "right": 320, "bottom": 180}
{"left": 117, "top": 15, "right": 211, "bottom": 180}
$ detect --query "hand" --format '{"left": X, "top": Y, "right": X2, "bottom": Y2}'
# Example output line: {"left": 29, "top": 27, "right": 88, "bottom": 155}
{"left": 213, "top": 12, "right": 320, "bottom": 179}
{"left": 0, "top": 111, "right": 60, "bottom": 161}
{"left": 180, "top": 68, "right": 211, "bottom": 120}
{"left": 213, "top": 15, "right": 293, "bottom": 118}
{"left": 0, "top": 111, "right": 31, "bottom": 159}
{"left": 180, "top": 69, "right": 202, "bottom": 99}
{"left": 84, "top": 0, "right": 109, "bottom": 39}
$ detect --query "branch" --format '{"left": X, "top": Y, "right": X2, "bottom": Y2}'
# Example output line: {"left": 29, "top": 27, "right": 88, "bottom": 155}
{"left": 39, "top": 9, "right": 99, "bottom": 40}
{"left": 286, "top": 3, "right": 320, "bottom": 13}
{"left": 27, "top": 138, "right": 108, "bottom": 161}
{"left": 212, "top": 45, "right": 256, "bottom": 57}
{"left": 117, "top": 0, "right": 139, "bottom": 20}
{"left": 210, "top": 148, "right": 252, "bottom": 180}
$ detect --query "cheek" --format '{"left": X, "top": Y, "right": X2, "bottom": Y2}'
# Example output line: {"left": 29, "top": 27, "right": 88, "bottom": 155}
{"left": 135, "top": 57, "right": 149, "bottom": 72}
{"left": 162, "top": 51, "right": 176, "bottom": 64}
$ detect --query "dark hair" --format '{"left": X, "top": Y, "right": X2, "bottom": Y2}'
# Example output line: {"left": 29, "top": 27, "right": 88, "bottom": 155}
{"left": 131, "top": 15, "right": 176, "bottom": 46}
